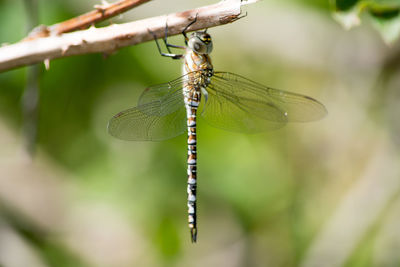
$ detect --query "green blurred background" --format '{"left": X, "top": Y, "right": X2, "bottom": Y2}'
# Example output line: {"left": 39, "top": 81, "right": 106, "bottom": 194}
{"left": 1, "top": 0, "right": 400, "bottom": 266}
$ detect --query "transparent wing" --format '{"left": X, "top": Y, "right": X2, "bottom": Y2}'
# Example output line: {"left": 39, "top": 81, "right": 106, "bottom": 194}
{"left": 108, "top": 80, "right": 187, "bottom": 141}
{"left": 202, "top": 72, "right": 327, "bottom": 133}
{"left": 137, "top": 75, "right": 188, "bottom": 115}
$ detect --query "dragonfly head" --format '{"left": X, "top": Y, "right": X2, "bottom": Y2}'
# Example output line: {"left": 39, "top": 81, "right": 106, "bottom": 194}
{"left": 188, "top": 32, "right": 213, "bottom": 54}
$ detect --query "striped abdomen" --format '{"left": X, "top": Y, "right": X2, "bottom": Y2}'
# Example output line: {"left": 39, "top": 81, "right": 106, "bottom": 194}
{"left": 183, "top": 50, "right": 213, "bottom": 243}
{"left": 185, "top": 88, "right": 200, "bottom": 243}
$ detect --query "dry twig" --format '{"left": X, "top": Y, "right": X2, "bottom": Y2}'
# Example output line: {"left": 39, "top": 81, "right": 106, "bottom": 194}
{"left": 23, "top": 0, "right": 151, "bottom": 41}
{"left": 0, "top": 0, "right": 253, "bottom": 72}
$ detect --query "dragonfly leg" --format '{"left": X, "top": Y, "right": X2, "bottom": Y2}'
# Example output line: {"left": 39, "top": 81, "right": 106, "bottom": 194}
{"left": 148, "top": 28, "right": 183, "bottom": 59}
{"left": 163, "top": 22, "right": 186, "bottom": 53}
{"left": 182, "top": 14, "right": 198, "bottom": 45}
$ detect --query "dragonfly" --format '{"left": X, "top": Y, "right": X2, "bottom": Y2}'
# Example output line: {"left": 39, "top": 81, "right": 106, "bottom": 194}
{"left": 108, "top": 18, "right": 327, "bottom": 243}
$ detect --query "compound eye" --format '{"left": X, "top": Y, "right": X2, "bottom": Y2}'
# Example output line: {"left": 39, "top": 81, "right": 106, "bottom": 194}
{"left": 188, "top": 35, "right": 209, "bottom": 54}
{"left": 193, "top": 40, "right": 206, "bottom": 53}
{"left": 194, "top": 43, "right": 201, "bottom": 51}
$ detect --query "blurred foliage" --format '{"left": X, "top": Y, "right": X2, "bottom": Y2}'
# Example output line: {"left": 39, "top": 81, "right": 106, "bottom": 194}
{"left": 0, "top": 0, "right": 400, "bottom": 267}
{"left": 0, "top": 201, "right": 90, "bottom": 267}
{"left": 331, "top": 0, "right": 400, "bottom": 44}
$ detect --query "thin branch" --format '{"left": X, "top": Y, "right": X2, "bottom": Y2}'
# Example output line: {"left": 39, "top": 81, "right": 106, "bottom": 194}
{"left": 0, "top": 0, "right": 249, "bottom": 73}
{"left": 23, "top": 0, "right": 152, "bottom": 41}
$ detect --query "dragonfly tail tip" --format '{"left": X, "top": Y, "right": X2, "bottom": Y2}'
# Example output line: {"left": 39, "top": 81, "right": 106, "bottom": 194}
{"left": 191, "top": 228, "right": 197, "bottom": 243}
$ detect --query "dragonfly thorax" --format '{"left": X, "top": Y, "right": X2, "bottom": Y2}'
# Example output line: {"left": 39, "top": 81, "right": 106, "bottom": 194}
{"left": 188, "top": 32, "right": 213, "bottom": 55}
